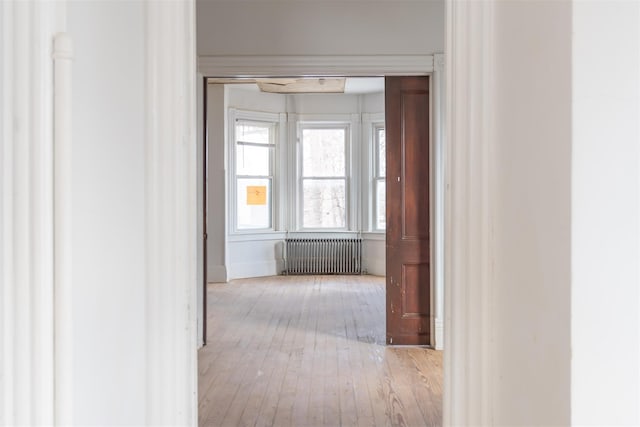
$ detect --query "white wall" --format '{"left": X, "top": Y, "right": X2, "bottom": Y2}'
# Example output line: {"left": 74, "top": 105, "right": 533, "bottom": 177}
{"left": 68, "top": 2, "right": 146, "bottom": 424}
{"left": 287, "top": 93, "right": 360, "bottom": 115}
{"left": 491, "top": 1, "right": 572, "bottom": 424}
{"left": 227, "top": 238, "right": 285, "bottom": 279}
{"left": 487, "top": 2, "right": 640, "bottom": 424}
{"left": 197, "top": 0, "right": 444, "bottom": 57}
{"left": 571, "top": 1, "right": 640, "bottom": 423}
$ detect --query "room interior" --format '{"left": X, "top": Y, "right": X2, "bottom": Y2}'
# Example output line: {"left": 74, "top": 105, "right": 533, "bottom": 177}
{"left": 198, "top": 77, "right": 444, "bottom": 425}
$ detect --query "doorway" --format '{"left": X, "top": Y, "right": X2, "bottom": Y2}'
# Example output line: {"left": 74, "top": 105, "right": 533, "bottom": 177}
{"left": 199, "top": 73, "right": 442, "bottom": 349}
{"left": 200, "top": 68, "right": 441, "bottom": 417}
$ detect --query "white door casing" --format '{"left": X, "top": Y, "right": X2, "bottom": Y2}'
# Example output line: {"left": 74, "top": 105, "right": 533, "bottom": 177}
{"left": 1, "top": 1, "right": 65, "bottom": 424}
{"left": 145, "top": 1, "right": 198, "bottom": 425}
{"left": 199, "top": 55, "right": 445, "bottom": 351}
{"left": 444, "top": 0, "right": 495, "bottom": 424}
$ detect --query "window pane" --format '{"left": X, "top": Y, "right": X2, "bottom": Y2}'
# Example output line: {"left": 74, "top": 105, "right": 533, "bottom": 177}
{"left": 302, "top": 179, "right": 346, "bottom": 228}
{"left": 377, "top": 128, "right": 386, "bottom": 177}
{"left": 236, "top": 144, "right": 270, "bottom": 176}
{"left": 376, "top": 179, "right": 386, "bottom": 230}
{"left": 302, "top": 128, "right": 345, "bottom": 177}
{"left": 236, "top": 122, "right": 270, "bottom": 144}
{"left": 237, "top": 178, "right": 271, "bottom": 229}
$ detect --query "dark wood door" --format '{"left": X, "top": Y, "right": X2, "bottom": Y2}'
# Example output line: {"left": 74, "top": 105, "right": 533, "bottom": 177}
{"left": 385, "top": 76, "right": 431, "bottom": 346}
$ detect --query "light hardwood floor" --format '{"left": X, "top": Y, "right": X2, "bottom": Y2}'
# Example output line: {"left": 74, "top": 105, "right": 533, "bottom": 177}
{"left": 198, "top": 275, "right": 443, "bottom": 427}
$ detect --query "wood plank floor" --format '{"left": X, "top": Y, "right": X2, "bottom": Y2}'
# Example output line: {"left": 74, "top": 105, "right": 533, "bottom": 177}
{"left": 198, "top": 275, "right": 443, "bottom": 427}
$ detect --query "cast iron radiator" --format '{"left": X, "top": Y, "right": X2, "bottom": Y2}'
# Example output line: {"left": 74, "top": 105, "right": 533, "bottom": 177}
{"left": 284, "top": 238, "right": 362, "bottom": 275}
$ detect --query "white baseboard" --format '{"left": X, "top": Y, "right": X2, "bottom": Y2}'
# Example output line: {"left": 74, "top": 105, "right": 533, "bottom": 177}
{"left": 207, "top": 265, "right": 227, "bottom": 283}
{"left": 227, "top": 260, "right": 283, "bottom": 280}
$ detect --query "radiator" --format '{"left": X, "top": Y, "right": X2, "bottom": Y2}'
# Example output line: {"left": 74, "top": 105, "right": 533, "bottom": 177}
{"left": 284, "top": 238, "right": 362, "bottom": 275}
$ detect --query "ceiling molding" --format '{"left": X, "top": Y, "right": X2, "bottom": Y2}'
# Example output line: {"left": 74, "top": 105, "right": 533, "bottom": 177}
{"left": 198, "top": 54, "right": 435, "bottom": 77}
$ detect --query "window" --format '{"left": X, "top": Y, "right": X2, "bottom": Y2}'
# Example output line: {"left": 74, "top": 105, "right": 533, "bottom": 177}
{"left": 373, "top": 125, "right": 386, "bottom": 230}
{"left": 299, "top": 124, "right": 349, "bottom": 229}
{"left": 234, "top": 120, "right": 275, "bottom": 230}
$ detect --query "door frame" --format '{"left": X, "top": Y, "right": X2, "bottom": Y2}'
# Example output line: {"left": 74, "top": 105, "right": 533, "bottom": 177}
{"left": 198, "top": 54, "right": 445, "bottom": 351}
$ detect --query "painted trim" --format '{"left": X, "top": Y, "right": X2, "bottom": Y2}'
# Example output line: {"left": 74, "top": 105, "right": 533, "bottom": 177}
{"left": 286, "top": 231, "right": 361, "bottom": 239}
{"left": 145, "top": 1, "right": 197, "bottom": 425}
{"left": 432, "top": 54, "right": 445, "bottom": 351}
{"left": 227, "top": 108, "right": 281, "bottom": 235}
{"left": 1, "top": 1, "right": 62, "bottom": 424}
{"left": 228, "top": 232, "right": 287, "bottom": 242}
{"left": 198, "top": 55, "right": 435, "bottom": 77}
{"left": 444, "top": 0, "right": 494, "bottom": 424}
{"left": 53, "top": 31, "right": 73, "bottom": 426}
{"left": 435, "top": 319, "right": 444, "bottom": 354}
{"left": 362, "top": 113, "right": 386, "bottom": 233}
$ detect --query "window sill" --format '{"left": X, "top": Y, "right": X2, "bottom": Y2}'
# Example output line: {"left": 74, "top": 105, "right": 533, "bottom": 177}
{"left": 288, "top": 231, "right": 359, "bottom": 239}
{"left": 228, "top": 231, "right": 287, "bottom": 242}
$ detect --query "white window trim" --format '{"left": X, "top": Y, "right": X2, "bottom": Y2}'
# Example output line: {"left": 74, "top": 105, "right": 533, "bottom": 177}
{"left": 362, "top": 112, "right": 386, "bottom": 233}
{"left": 372, "top": 124, "right": 386, "bottom": 231}
{"left": 227, "top": 108, "right": 286, "bottom": 235}
{"left": 293, "top": 113, "right": 360, "bottom": 232}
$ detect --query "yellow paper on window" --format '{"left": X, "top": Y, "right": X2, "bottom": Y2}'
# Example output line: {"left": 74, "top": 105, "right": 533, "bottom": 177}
{"left": 246, "top": 186, "right": 267, "bottom": 205}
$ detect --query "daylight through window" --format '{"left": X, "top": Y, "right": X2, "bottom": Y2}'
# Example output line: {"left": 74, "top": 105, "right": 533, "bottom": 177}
{"left": 300, "top": 126, "right": 348, "bottom": 229}
{"left": 235, "top": 120, "right": 274, "bottom": 230}
{"left": 374, "top": 125, "right": 386, "bottom": 230}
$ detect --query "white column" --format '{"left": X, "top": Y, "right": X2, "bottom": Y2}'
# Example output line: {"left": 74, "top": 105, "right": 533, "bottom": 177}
{"left": 145, "top": 0, "right": 198, "bottom": 424}
{"left": 53, "top": 31, "right": 74, "bottom": 426}
{"left": 1, "top": 1, "right": 63, "bottom": 425}
{"left": 444, "top": 0, "right": 495, "bottom": 424}
{"left": 432, "top": 53, "right": 445, "bottom": 351}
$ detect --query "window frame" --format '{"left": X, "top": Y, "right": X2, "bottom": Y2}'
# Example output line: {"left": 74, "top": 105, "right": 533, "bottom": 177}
{"left": 372, "top": 122, "right": 386, "bottom": 231}
{"left": 362, "top": 112, "right": 386, "bottom": 233}
{"left": 295, "top": 119, "right": 353, "bottom": 231}
{"left": 228, "top": 109, "right": 283, "bottom": 235}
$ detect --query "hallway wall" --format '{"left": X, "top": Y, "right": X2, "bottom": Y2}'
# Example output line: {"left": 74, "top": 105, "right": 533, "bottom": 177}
{"left": 69, "top": 2, "right": 146, "bottom": 424}
{"left": 571, "top": 1, "right": 640, "bottom": 423}
{"left": 196, "top": 0, "right": 444, "bottom": 57}
{"left": 491, "top": 1, "right": 572, "bottom": 423}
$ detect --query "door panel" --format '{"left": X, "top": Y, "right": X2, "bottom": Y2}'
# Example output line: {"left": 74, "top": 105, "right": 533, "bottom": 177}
{"left": 385, "top": 76, "right": 431, "bottom": 345}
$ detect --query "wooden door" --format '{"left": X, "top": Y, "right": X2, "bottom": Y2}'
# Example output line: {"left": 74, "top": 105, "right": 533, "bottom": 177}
{"left": 385, "top": 76, "right": 431, "bottom": 346}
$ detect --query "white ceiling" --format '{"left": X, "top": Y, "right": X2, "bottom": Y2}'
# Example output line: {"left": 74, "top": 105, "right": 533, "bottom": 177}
{"left": 214, "top": 77, "right": 385, "bottom": 95}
